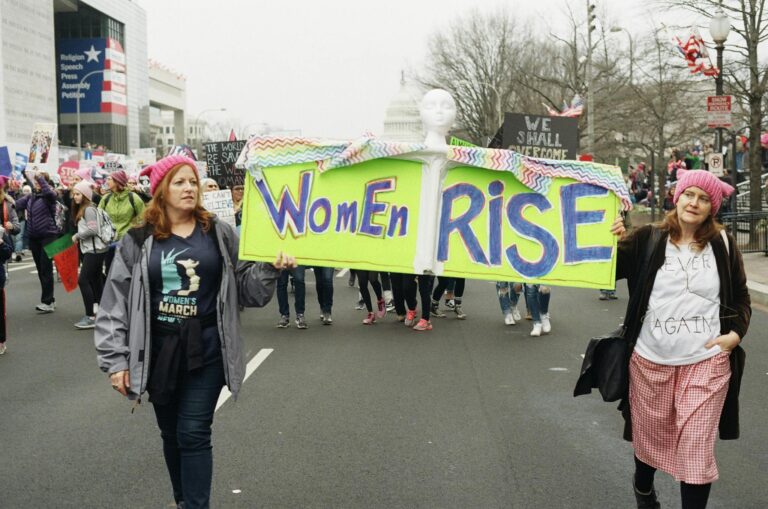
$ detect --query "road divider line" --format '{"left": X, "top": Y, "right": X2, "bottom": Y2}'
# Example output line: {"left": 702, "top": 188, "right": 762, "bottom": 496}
{"left": 215, "top": 348, "right": 273, "bottom": 412}
{"left": 8, "top": 263, "right": 35, "bottom": 272}
{"left": 336, "top": 268, "right": 349, "bottom": 278}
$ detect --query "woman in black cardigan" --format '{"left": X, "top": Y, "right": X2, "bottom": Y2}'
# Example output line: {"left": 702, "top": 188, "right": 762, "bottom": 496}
{"left": 610, "top": 169, "right": 751, "bottom": 509}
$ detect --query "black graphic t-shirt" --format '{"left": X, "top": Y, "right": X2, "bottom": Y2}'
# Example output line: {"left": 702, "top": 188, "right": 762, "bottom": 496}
{"left": 149, "top": 223, "right": 223, "bottom": 360}
{"left": 149, "top": 224, "right": 222, "bottom": 323}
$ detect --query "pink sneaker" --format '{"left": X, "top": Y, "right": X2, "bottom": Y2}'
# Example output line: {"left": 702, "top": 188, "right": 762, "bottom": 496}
{"left": 404, "top": 309, "right": 418, "bottom": 327}
{"left": 376, "top": 298, "right": 386, "bottom": 319}
{"left": 363, "top": 312, "right": 376, "bottom": 325}
{"left": 412, "top": 318, "right": 432, "bottom": 331}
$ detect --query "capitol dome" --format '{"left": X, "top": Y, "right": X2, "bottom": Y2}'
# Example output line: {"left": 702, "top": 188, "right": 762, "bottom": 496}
{"left": 382, "top": 74, "right": 423, "bottom": 143}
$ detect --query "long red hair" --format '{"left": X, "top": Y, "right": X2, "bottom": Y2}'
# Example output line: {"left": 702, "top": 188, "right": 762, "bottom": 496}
{"left": 141, "top": 164, "right": 212, "bottom": 240}
{"left": 657, "top": 209, "right": 723, "bottom": 252}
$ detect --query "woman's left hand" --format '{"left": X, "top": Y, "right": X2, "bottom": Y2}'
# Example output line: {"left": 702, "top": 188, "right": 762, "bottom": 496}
{"left": 274, "top": 251, "right": 297, "bottom": 270}
{"left": 71, "top": 235, "right": 78, "bottom": 244}
{"left": 610, "top": 215, "right": 626, "bottom": 237}
{"left": 705, "top": 331, "right": 741, "bottom": 352}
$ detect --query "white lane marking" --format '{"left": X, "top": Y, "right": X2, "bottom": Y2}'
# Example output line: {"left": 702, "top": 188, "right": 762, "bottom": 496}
{"left": 336, "top": 268, "right": 349, "bottom": 278}
{"left": 8, "top": 263, "right": 35, "bottom": 272}
{"left": 549, "top": 367, "right": 568, "bottom": 372}
{"left": 215, "top": 348, "right": 273, "bottom": 412}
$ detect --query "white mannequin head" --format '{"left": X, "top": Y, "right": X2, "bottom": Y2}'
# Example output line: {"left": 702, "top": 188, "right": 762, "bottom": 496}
{"left": 420, "top": 89, "right": 456, "bottom": 143}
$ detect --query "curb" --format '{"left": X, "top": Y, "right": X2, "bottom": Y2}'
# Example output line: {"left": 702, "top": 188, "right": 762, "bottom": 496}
{"left": 747, "top": 280, "right": 768, "bottom": 307}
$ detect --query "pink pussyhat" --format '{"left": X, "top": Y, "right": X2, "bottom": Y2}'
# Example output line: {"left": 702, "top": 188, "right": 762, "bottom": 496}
{"left": 139, "top": 155, "right": 198, "bottom": 195}
{"left": 75, "top": 168, "right": 93, "bottom": 182}
{"left": 673, "top": 169, "right": 735, "bottom": 216}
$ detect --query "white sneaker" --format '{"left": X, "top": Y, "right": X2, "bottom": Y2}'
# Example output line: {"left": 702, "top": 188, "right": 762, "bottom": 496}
{"left": 530, "top": 322, "right": 543, "bottom": 337}
{"left": 0, "top": 342, "right": 6, "bottom": 355}
{"left": 35, "top": 302, "right": 55, "bottom": 313}
{"left": 511, "top": 306, "right": 521, "bottom": 322}
{"left": 504, "top": 313, "right": 516, "bottom": 325}
{"left": 541, "top": 313, "right": 551, "bottom": 334}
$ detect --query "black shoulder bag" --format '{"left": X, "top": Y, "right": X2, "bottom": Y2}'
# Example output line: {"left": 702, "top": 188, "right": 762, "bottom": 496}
{"left": 574, "top": 227, "right": 661, "bottom": 402}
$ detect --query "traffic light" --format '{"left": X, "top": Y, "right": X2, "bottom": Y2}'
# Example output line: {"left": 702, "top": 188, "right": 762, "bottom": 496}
{"left": 588, "top": 3, "right": 597, "bottom": 33}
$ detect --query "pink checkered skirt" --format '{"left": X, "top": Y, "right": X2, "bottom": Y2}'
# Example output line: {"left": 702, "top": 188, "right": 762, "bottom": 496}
{"left": 629, "top": 351, "right": 731, "bottom": 484}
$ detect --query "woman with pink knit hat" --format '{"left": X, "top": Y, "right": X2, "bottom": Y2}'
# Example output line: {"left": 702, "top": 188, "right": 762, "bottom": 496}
{"left": 606, "top": 169, "right": 751, "bottom": 508}
{"left": 70, "top": 180, "right": 107, "bottom": 329}
{"left": 95, "top": 154, "right": 295, "bottom": 508}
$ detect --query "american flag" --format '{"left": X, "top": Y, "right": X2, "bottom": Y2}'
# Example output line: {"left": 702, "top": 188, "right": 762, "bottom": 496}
{"left": 544, "top": 95, "right": 584, "bottom": 117}
{"left": 674, "top": 29, "right": 719, "bottom": 77}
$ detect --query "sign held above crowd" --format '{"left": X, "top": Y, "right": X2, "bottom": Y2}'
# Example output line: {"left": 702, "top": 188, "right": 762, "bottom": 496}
{"left": 235, "top": 90, "right": 629, "bottom": 290}
{"left": 502, "top": 113, "right": 579, "bottom": 160}
{"left": 204, "top": 140, "right": 247, "bottom": 188}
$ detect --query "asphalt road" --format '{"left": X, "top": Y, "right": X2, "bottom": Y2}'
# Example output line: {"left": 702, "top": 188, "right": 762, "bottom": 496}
{"left": 1, "top": 260, "right": 766, "bottom": 508}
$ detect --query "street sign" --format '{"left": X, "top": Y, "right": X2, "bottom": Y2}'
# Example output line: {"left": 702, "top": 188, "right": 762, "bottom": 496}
{"left": 707, "top": 152, "right": 724, "bottom": 176}
{"left": 707, "top": 95, "right": 732, "bottom": 128}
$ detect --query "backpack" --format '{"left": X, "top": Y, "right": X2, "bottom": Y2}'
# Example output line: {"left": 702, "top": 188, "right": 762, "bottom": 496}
{"left": 103, "top": 192, "right": 139, "bottom": 218}
{"left": 95, "top": 207, "right": 117, "bottom": 244}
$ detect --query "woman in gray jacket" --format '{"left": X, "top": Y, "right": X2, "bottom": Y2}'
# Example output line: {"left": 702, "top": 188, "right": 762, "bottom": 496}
{"left": 95, "top": 155, "right": 294, "bottom": 509}
{"left": 71, "top": 180, "right": 107, "bottom": 330}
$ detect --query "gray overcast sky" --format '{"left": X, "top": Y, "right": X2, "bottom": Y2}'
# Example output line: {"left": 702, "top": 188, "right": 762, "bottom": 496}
{"left": 138, "top": 0, "right": 685, "bottom": 139}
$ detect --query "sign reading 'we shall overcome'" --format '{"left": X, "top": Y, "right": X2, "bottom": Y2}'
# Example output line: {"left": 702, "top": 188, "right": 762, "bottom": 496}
{"left": 237, "top": 137, "right": 629, "bottom": 289}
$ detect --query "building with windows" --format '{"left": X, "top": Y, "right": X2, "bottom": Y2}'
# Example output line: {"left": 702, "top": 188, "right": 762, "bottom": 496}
{"left": 0, "top": 0, "right": 59, "bottom": 157}
{"left": 149, "top": 59, "right": 186, "bottom": 156}
{"left": 54, "top": 0, "right": 149, "bottom": 154}
{"left": 382, "top": 75, "right": 422, "bottom": 143}
{"left": 0, "top": 0, "right": 151, "bottom": 159}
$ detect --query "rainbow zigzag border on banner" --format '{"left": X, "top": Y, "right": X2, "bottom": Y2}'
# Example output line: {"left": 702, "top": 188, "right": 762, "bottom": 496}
{"left": 239, "top": 135, "right": 631, "bottom": 211}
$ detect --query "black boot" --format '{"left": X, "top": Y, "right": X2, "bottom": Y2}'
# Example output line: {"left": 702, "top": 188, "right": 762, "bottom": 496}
{"left": 634, "top": 477, "right": 661, "bottom": 509}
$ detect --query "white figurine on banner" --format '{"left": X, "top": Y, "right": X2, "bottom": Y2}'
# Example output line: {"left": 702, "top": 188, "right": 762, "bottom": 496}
{"left": 413, "top": 89, "right": 457, "bottom": 274}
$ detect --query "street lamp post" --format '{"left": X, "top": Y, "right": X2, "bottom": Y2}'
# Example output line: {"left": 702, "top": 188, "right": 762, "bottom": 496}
{"left": 76, "top": 69, "right": 105, "bottom": 161}
{"left": 709, "top": 4, "right": 730, "bottom": 155}
{"left": 610, "top": 26, "right": 633, "bottom": 84}
{"left": 586, "top": 2, "right": 597, "bottom": 156}
{"left": 193, "top": 107, "right": 227, "bottom": 154}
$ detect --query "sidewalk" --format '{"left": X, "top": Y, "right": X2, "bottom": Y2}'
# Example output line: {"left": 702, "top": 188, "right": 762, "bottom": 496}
{"left": 742, "top": 252, "right": 768, "bottom": 307}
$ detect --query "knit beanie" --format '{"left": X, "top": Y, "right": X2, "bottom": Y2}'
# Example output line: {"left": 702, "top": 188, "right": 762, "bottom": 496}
{"left": 672, "top": 169, "right": 735, "bottom": 216}
{"left": 75, "top": 168, "right": 92, "bottom": 182}
{"left": 110, "top": 170, "right": 128, "bottom": 188}
{"left": 139, "top": 155, "right": 198, "bottom": 195}
{"left": 74, "top": 180, "right": 94, "bottom": 201}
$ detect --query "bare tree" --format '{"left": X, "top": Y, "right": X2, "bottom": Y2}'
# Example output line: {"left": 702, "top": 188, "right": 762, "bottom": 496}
{"left": 620, "top": 26, "right": 708, "bottom": 216}
{"left": 418, "top": 8, "right": 535, "bottom": 144}
{"left": 665, "top": 0, "right": 768, "bottom": 212}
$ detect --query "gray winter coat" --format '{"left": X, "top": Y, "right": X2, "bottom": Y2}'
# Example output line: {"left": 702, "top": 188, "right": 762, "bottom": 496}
{"left": 94, "top": 217, "right": 279, "bottom": 400}
{"left": 74, "top": 206, "right": 108, "bottom": 254}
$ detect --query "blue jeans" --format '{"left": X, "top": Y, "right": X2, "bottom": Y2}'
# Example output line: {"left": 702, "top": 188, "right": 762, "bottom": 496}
{"left": 312, "top": 266, "right": 334, "bottom": 313}
{"left": 523, "top": 284, "right": 550, "bottom": 323}
{"left": 496, "top": 282, "right": 520, "bottom": 315}
{"left": 152, "top": 360, "right": 225, "bottom": 509}
{"left": 277, "top": 266, "right": 306, "bottom": 316}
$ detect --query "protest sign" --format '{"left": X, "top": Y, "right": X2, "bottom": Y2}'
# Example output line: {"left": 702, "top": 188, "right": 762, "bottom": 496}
{"left": 502, "top": 113, "right": 579, "bottom": 160}
{"left": 58, "top": 161, "right": 80, "bottom": 186}
{"left": 203, "top": 140, "right": 247, "bottom": 188}
{"left": 130, "top": 148, "right": 157, "bottom": 165}
{"left": 27, "top": 123, "right": 58, "bottom": 171}
{"left": 203, "top": 189, "right": 236, "bottom": 227}
{"left": 238, "top": 137, "right": 626, "bottom": 289}
{"left": 0, "top": 147, "right": 11, "bottom": 177}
